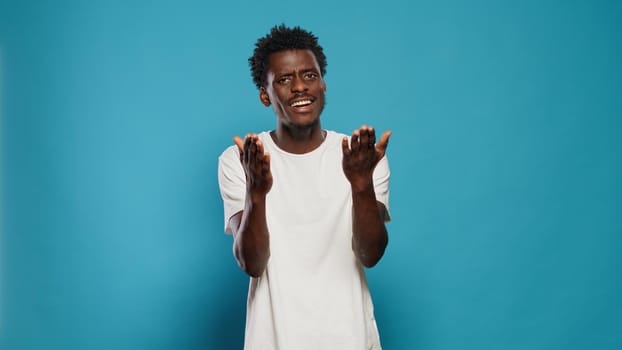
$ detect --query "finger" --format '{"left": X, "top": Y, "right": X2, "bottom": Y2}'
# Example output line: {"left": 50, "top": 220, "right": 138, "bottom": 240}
{"left": 262, "top": 152, "right": 271, "bottom": 175}
{"left": 253, "top": 135, "right": 265, "bottom": 170}
{"left": 341, "top": 136, "right": 351, "bottom": 156}
{"left": 249, "top": 135, "right": 259, "bottom": 167}
{"left": 255, "top": 139, "right": 265, "bottom": 161}
{"left": 376, "top": 130, "right": 392, "bottom": 154}
{"left": 368, "top": 127, "right": 376, "bottom": 147}
{"left": 243, "top": 134, "right": 252, "bottom": 164}
{"left": 234, "top": 135, "right": 245, "bottom": 162}
{"left": 359, "top": 125, "right": 370, "bottom": 148}
{"left": 233, "top": 136, "right": 244, "bottom": 153}
{"left": 350, "top": 130, "right": 360, "bottom": 152}
{"left": 249, "top": 134, "right": 258, "bottom": 153}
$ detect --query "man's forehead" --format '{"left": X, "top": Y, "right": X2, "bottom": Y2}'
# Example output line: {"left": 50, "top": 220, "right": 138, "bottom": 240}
{"left": 267, "top": 49, "right": 320, "bottom": 73}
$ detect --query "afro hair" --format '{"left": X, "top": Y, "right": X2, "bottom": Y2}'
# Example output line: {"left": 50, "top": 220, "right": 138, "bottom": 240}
{"left": 249, "top": 24, "right": 327, "bottom": 89}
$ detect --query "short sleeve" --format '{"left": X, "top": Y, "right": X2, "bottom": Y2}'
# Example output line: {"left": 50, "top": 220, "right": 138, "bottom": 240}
{"left": 373, "top": 155, "right": 391, "bottom": 221}
{"left": 217, "top": 145, "right": 246, "bottom": 233}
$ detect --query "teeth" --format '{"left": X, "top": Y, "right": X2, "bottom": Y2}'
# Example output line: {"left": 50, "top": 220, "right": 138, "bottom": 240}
{"left": 291, "top": 99, "right": 312, "bottom": 107}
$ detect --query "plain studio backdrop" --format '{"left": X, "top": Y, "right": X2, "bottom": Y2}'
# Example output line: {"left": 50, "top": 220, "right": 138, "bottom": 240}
{"left": 1, "top": 0, "right": 620, "bottom": 349}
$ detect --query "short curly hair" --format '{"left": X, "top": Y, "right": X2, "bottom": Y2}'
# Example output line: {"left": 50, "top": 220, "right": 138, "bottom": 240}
{"left": 249, "top": 24, "right": 327, "bottom": 89}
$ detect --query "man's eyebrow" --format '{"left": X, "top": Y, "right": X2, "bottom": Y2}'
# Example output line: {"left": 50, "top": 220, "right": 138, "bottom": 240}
{"left": 276, "top": 66, "right": 319, "bottom": 74}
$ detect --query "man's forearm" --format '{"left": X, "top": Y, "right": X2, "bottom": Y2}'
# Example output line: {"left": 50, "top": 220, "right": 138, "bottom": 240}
{"left": 233, "top": 194, "right": 271, "bottom": 277}
{"left": 351, "top": 185, "right": 388, "bottom": 268}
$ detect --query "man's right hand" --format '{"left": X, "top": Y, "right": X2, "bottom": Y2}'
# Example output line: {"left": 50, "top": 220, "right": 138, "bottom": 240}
{"left": 234, "top": 134, "right": 273, "bottom": 198}
{"left": 229, "top": 134, "right": 273, "bottom": 278}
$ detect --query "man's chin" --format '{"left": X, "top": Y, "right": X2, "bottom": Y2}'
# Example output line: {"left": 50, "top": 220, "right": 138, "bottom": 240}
{"left": 288, "top": 116, "right": 320, "bottom": 131}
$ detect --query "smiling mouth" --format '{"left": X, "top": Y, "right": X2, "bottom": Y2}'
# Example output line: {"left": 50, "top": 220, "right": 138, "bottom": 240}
{"left": 290, "top": 99, "right": 313, "bottom": 107}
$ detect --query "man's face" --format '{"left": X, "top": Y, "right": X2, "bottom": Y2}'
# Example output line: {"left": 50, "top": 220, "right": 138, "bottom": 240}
{"left": 260, "top": 49, "right": 326, "bottom": 130}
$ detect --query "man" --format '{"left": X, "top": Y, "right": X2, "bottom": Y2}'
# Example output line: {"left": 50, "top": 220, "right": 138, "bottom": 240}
{"left": 218, "top": 24, "right": 391, "bottom": 350}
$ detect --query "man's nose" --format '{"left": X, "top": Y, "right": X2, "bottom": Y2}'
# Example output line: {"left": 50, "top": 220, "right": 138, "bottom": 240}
{"left": 291, "top": 76, "right": 307, "bottom": 92}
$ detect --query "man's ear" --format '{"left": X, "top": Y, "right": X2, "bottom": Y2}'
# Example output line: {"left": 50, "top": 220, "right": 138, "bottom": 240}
{"left": 259, "top": 87, "right": 271, "bottom": 107}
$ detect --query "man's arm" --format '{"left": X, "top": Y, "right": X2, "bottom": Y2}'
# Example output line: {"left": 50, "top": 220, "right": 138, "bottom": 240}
{"left": 342, "top": 126, "right": 392, "bottom": 268}
{"left": 229, "top": 134, "right": 272, "bottom": 277}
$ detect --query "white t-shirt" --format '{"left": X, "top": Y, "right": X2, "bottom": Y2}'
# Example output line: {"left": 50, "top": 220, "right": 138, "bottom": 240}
{"left": 218, "top": 130, "right": 390, "bottom": 350}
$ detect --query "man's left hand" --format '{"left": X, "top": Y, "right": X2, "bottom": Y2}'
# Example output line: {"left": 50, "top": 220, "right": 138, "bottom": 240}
{"left": 341, "top": 125, "right": 391, "bottom": 192}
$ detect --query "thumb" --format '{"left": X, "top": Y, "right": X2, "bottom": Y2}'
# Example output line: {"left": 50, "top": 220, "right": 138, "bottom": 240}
{"left": 233, "top": 136, "right": 244, "bottom": 153}
{"left": 376, "top": 130, "right": 392, "bottom": 154}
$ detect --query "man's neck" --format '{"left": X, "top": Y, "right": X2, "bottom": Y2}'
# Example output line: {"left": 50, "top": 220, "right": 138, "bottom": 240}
{"left": 271, "top": 123, "right": 326, "bottom": 154}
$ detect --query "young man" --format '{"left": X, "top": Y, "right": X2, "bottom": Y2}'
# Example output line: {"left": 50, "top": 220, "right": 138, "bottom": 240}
{"left": 218, "top": 24, "right": 391, "bottom": 350}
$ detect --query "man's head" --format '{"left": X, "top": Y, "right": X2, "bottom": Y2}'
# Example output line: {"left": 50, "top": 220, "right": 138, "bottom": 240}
{"left": 249, "top": 24, "right": 327, "bottom": 90}
{"left": 249, "top": 25, "right": 328, "bottom": 131}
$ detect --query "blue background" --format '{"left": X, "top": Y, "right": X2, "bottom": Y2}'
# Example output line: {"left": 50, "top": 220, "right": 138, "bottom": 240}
{"left": 1, "top": 0, "right": 620, "bottom": 349}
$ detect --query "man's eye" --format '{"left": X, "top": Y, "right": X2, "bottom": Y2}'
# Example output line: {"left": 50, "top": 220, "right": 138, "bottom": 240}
{"left": 277, "top": 77, "right": 291, "bottom": 84}
{"left": 304, "top": 72, "right": 318, "bottom": 80}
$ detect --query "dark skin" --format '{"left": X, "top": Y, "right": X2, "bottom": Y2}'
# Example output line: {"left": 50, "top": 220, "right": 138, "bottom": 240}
{"left": 230, "top": 49, "right": 391, "bottom": 277}
{"left": 342, "top": 125, "right": 391, "bottom": 267}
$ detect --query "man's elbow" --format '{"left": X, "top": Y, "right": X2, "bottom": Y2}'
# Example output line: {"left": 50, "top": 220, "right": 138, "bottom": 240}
{"left": 357, "top": 238, "right": 388, "bottom": 268}
{"left": 233, "top": 236, "right": 270, "bottom": 277}
{"left": 360, "top": 250, "right": 385, "bottom": 268}
{"left": 242, "top": 262, "right": 267, "bottom": 278}
{"left": 235, "top": 248, "right": 269, "bottom": 278}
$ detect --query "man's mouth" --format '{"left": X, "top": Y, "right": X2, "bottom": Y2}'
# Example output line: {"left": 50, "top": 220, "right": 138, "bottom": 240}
{"left": 290, "top": 98, "right": 314, "bottom": 107}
